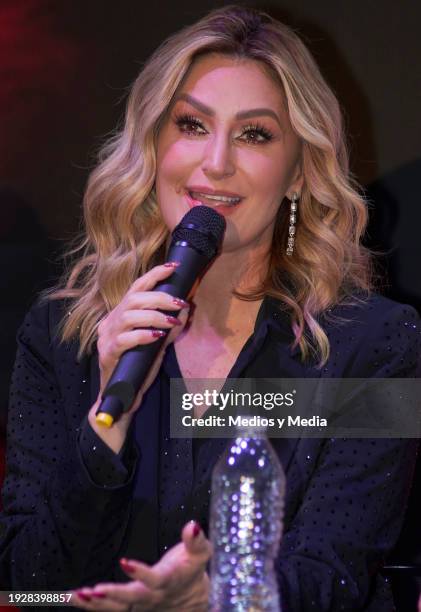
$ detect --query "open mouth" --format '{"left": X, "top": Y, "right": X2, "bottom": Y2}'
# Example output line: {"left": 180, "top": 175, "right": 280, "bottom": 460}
{"left": 187, "top": 190, "right": 242, "bottom": 208}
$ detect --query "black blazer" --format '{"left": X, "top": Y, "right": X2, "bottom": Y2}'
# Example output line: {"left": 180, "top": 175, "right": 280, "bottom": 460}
{"left": 0, "top": 293, "right": 420, "bottom": 611}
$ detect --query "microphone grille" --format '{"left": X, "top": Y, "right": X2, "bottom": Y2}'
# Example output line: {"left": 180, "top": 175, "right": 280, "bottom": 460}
{"left": 171, "top": 206, "right": 226, "bottom": 259}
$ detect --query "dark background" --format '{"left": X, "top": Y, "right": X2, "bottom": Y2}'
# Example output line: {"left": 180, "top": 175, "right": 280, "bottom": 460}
{"left": 0, "top": 1, "right": 420, "bottom": 607}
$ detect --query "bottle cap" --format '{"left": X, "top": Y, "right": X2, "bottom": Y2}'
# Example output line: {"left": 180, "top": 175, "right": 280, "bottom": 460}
{"left": 234, "top": 414, "right": 268, "bottom": 437}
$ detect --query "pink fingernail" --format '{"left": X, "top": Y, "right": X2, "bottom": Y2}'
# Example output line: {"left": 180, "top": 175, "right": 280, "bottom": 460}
{"left": 151, "top": 330, "right": 166, "bottom": 338}
{"left": 166, "top": 316, "right": 182, "bottom": 326}
{"left": 164, "top": 261, "right": 180, "bottom": 267}
{"left": 120, "top": 558, "right": 136, "bottom": 573}
{"left": 76, "top": 591, "right": 91, "bottom": 601}
{"left": 173, "top": 298, "right": 189, "bottom": 308}
{"left": 92, "top": 592, "right": 106, "bottom": 598}
{"left": 192, "top": 522, "right": 202, "bottom": 538}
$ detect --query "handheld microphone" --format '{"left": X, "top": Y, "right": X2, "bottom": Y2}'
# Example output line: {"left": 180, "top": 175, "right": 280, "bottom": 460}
{"left": 95, "top": 205, "right": 226, "bottom": 427}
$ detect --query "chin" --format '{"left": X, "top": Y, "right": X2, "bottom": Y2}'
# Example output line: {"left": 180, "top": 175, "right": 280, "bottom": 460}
{"left": 217, "top": 233, "right": 244, "bottom": 255}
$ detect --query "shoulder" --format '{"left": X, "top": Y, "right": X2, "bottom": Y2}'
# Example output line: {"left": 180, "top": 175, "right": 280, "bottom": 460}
{"left": 320, "top": 291, "right": 420, "bottom": 377}
{"left": 324, "top": 291, "right": 418, "bottom": 325}
{"left": 327, "top": 292, "right": 417, "bottom": 319}
{"left": 19, "top": 297, "right": 69, "bottom": 339}
{"left": 17, "top": 297, "right": 77, "bottom": 364}
{"left": 322, "top": 291, "right": 420, "bottom": 340}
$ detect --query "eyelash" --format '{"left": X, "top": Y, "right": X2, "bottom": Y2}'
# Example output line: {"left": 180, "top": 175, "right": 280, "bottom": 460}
{"left": 174, "top": 113, "right": 274, "bottom": 144}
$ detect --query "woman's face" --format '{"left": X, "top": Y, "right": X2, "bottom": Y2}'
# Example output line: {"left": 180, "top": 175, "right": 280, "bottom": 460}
{"left": 155, "top": 54, "right": 302, "bottom": 253}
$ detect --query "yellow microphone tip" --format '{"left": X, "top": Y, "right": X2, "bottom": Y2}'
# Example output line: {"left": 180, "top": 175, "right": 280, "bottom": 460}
{"left": 95, "top": 412, "right": 114, "bottom": 428}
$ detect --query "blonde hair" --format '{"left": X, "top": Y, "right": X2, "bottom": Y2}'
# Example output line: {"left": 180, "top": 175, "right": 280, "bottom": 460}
{"left": 48, "top": 5, "right": 373, "bottom": 366}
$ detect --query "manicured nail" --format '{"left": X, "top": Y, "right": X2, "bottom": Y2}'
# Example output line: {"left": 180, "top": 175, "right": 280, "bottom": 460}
{"left": 92, "top": 592, "right": 106, "bottom": 598}
{"left": 192, "top": 522, "right": 202, "bottom": 538}
{"left": 120, "top": 558, "right": 136, "bottom": 573}
{"left": 151, "top": 330, "right": 166, "bottom": 338}
{"left": 164, "top": 261, "right": 180, "bottom": 268}
{"left": 76, "top": 591, "right": 91, "bottom": 601}
{"left": 166, "top": 315, "right": 182, "bottom": 326}
{"left": 173, "top": 298, "right": 189, "bottom": 308}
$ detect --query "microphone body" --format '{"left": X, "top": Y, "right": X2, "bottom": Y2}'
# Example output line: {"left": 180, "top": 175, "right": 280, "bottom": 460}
{"left": 95, "top": 206, "right": 226, "bottom": 426}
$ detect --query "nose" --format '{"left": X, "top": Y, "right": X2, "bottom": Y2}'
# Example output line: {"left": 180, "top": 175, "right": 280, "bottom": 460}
{"left": 201, "top": 132, "right": 235, "bottom": 179}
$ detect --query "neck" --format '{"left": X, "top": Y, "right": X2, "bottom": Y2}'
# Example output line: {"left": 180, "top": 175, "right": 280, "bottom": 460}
{"left": 188, "top": 243, "right": 269, "bottom": 336}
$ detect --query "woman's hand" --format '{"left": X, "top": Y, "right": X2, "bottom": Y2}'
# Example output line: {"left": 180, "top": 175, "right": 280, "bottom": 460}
{"left": 89, "top": 262, "right": 189, "bottom": 453}
{"left": 71, "top": 521, "right": 211, "bottom": 611}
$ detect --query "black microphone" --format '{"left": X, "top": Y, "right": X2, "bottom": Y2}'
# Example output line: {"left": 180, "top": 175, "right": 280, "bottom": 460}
{"left": 95, "top": 205, "right": 226, "bottom": 427}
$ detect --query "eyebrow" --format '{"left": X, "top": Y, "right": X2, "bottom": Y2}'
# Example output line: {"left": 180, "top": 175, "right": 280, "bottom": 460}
{"left": 176, "top": 93, "right": 282, "bottom": 126}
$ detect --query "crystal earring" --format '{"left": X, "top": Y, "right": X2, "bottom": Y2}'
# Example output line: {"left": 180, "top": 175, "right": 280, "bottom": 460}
{"left": 286, "top": 192, "right": 299, "bottom": 256}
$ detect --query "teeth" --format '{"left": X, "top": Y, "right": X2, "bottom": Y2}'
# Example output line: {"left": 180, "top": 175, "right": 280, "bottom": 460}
{"left": 190, "top": 191, "right": 241, "bottom": 205}
{"left": 202, "top": 194, "right": 239, "bottom": 203}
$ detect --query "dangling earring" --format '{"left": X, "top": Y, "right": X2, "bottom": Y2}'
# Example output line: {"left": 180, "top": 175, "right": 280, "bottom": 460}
{"left": 286, "top": 192, "right": 299, "bottom": 256}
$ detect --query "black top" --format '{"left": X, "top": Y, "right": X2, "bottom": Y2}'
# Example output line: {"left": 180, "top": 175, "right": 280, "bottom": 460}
{"left": 0, "top": 293, "right": 420, "bottom": 611}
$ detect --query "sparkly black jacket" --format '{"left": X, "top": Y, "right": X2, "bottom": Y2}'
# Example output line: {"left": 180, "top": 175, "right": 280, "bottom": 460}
{"left": 0, "top": 293, "right": 420, "bottom": 611}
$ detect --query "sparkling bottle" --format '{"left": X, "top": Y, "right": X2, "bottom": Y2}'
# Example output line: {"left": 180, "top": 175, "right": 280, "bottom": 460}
{"left": 209, "top": 424, "right": 286, "bottom": 611}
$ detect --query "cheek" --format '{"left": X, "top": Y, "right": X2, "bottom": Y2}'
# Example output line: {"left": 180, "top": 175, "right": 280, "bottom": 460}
{"left": 240, "top": 152, "right": 288, "bottom": 202}
{"left": 155, "top": 141, "right": 202, "bottom": 230}
{"left": 157, "top": 140, "right": 202, "bottom": 189}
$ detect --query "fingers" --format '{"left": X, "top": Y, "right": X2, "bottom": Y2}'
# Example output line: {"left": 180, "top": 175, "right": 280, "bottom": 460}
{"left": 163, "top": 306, "right": 190, "bottom": 347}
{"left": 129, "top": 262, "right": 180, "bottom": 293}
{"left": 118, "top": 309, "right": 183, "bottom": 332}
{"left": 101, "top": 329, "right": 162, "bottom": 363}
{"left": 98, "top": 305, "right": 189, "bottom": 366}
{"left": 71, "top": 588, "right": 126, "bottom": 611}
{"left": 123, "top": 291, "right": 188, "bottom": 314}
{"left": 94, "top": 261, "right": 191, "bottom": 423}
{"left": 182, "top": 521, "right": 213, "bottom": 561}
{"left": 135, "top": 306, "right": 190, "bottom": 401}
{"left": 113, "top": 540, "right": 210, "bottom": 610}
{"left": 120, "top": 558, "right": 162, "bottom": 589}
{"left": 98, "top": 261, "right": 190, "bottom": 370}
{"left": 72, "top": 580, "right": 162, "bottom": 611}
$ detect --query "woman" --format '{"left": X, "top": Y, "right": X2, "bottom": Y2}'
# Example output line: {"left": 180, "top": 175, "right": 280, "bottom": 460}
{"left": 1, "top": 6, "right": 419, "bottom": 611}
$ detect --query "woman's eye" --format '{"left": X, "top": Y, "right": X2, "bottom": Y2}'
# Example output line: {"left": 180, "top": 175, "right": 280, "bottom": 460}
{"left": 239, "top": 125, "right": 273, "bottom": 144}
{"left": 175, "top": 114, "right": 207, "bottom": 136}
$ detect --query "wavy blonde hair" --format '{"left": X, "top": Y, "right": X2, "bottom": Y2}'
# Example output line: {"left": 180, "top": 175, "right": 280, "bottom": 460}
{"left": 49, "top": 5, "right": 373, "bottom": 366}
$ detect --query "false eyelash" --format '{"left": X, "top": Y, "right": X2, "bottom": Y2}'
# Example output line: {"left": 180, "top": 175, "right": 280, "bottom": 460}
{"left": 241, "top": 123, "right": 274, "bottom": 142}
{"left": 174, "top": 112, "right": 274, "bottom": 143}
{"left": 174, "top": 113, "right": 205, "bottom": 131}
